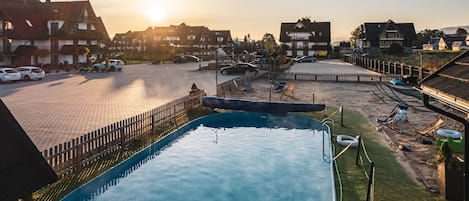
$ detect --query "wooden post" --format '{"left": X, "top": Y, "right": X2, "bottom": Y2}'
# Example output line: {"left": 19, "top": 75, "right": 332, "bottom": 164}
{"left": 418, "top": 66, "right": 423, "bottom": 81}
{"left": 355, "top": 135, "right": 362, "bottom": 165}
{"left": 340, "top": 106, "right": 344, "bottom": 127}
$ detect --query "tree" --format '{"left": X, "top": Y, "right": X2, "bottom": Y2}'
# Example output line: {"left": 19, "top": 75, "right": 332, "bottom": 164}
{"left": 414, "top": 29, "right": 445, "bottom": 49}
{"left": 456, "top": 27, "right": 468, "bottom": 36}
{"left": 350, "top": 26, "right": 360, "bottom": 48}
{"left": 261, "top": 33, "right": 277, "bottom": 55}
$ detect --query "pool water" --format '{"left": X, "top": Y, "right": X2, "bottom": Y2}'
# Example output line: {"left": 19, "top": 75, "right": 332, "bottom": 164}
{"left": 62, "top": 112, "right": 335, "bottom": 201}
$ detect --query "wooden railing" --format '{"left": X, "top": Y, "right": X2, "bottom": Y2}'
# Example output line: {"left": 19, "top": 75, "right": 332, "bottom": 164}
{"left": 216, "top": 73, "right": 258, "bottom": 96}
{"left": 344, "top": 55, "right": 432, "bottom": 81}
{"left": 42, "top": 90, "right": 205, "bottom": 176}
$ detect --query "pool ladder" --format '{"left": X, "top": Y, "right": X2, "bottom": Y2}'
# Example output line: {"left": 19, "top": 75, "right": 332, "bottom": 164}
{"left": 321, "top": 118, "right": 335, "bottom": 163}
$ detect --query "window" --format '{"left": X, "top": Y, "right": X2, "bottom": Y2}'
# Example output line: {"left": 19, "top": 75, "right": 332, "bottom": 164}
{"left": 217, "top": 37, "right": 224, "bottom": 42}
{"left": 5, "top": 21, "right": 13, "bottom": 30}
{"left": 25, "top": 19, "right": 33, "bottom": 27}
{"left": 187, "top": 35, "right": 196, "bottom": 40}
{"left": 51, "top": 22, "right": 59, "bottom": 35}
{"left": 78, "top": 23, "right": 87, "bottom": 30}
{"left": 90, "top": 24, "right": 96, "bottom": 30}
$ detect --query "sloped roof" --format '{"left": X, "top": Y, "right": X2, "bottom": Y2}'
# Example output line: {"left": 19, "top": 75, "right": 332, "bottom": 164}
{"left": 0, "top": 0, "right": 109, "bottom": 41}
{"left": 362, "top": 20, "right": 416, "bottom": 41}
{"left": 0, "top": 99, "right": 57, "bottom": 200}
{"left": 279, "top": 19, "right": 331, "bottom": 42}
{"left": 0, "top": 0, "right": 49, "bottom": 39}
{"left": 47, "top": 1, "right": 110, "bottom": 41}
{"left": 420, "top": 50, "right": 469, "bottom": 112}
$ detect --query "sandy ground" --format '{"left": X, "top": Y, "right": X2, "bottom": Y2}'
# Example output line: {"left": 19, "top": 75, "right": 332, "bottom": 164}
{"left": 222, "top": 78, "right": 461, "bottom": 193}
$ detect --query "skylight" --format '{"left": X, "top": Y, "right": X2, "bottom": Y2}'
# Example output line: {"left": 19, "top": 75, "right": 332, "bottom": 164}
{"left": 25, "top": 19, "right": 33, "bottom": 27}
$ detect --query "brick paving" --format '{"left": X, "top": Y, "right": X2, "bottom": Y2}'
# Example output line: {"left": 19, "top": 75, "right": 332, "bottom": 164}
{"left": 0, "top": 62, "right": 236, "bottom": 151}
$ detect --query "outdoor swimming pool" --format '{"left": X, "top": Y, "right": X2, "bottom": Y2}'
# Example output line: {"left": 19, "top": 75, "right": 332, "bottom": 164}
{"left": 62, "top": 112, "right": 335, "bottom": 201}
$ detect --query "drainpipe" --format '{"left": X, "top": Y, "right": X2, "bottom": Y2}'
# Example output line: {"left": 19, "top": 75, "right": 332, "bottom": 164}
{"left": 423, "top": 94, "right": 468, "bottom": 200}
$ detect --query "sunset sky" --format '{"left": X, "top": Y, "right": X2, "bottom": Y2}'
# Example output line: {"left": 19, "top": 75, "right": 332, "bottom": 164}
{"left": 86, "top": 0, "right": 469, "bottom": 42}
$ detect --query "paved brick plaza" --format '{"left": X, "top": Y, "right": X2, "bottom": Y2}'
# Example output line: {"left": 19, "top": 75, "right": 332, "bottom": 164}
{"left": 0, "top": 60, "right": 375, "bottom": 151}
{"left": 0, "top": 62, "right": 236, "bottom": 150}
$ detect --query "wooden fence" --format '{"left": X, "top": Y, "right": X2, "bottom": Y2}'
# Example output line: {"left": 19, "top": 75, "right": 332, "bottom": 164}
{"left": 280, "top": 73, "right": 400, "bottom": 83}
{"left": 42, "top": 90, "right": 205, "bottom": 176}
{"left": 344, "top": 55, "right": 431, "bottom": 81}
{"left": 216, "top": 73, "right": 259, "bottom": 96}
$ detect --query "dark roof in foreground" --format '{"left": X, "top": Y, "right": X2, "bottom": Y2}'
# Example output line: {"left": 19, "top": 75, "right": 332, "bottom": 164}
{"left": 420, "top": 50, "right": 469, "bottom": 113}
{"left": 0, "top": 99, "right": 57, "bottom": 200}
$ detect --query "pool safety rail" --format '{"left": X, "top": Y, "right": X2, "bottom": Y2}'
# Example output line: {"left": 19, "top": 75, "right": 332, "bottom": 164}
{"left": 324, "top": 114, "right": 376, "bottom": 201}
{"left": 321, "top": 118, "right": 337, "bottom": 201}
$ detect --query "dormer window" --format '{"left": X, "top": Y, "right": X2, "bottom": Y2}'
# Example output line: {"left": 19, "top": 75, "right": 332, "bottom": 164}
{"left": 295, "top": 22, "right": 305, "bottom": 30}
{"left": 5, "top": 21, "right": 13, "bottom": 30}
{"left": 90, "top": 24, "right": 96, "bottom": 30}
{"left": 25, "top": 19, "right": 33, "bottom": 27}
{"left": 83, "top": 9, "right": 88, "bottom": 17}
{"left": 78, "top": 23, "right": 87, "bottom": 30}
{"left": 217, "top": 37, "right": 224, "bottom": 42}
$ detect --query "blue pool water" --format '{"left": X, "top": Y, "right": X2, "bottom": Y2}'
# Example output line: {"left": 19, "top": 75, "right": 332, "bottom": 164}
{"left": 62, "top": 112, "right": 335, "bottom": 201}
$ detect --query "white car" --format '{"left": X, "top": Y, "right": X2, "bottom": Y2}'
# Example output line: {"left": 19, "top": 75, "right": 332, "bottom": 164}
{"left": 16, "top": 66, "right": 45, "bottom": 80}
{"left": 92, "top": 59, "right": 124, "bottom": 72}
{"left": 0, "top": 68, "right": 22, "bottom": 83}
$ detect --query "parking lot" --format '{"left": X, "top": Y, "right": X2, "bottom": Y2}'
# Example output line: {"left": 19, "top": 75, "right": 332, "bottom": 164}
{"left": 0, "top": 62, "right": 236, "bottom": 150}
{"left": 289, "top": 59, "right": 379, "bottom": 74}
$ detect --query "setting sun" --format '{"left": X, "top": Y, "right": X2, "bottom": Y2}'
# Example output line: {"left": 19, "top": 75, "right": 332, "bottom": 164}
{"left": 147, "top": 6, "right": 166, "bottom": 22}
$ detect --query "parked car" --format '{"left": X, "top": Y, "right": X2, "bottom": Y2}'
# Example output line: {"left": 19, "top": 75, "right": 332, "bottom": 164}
{"left": 92, "top": 59, "right": 124, "bottom": 72}
{"left": 293, "top": 56, "right": 304, "bottom": 62}
{"left": 220, "top": 63, "right": 259, "bottom": 75}
{"left": 297, "top": 56, "right": 316, "bottom": 63}
{"left": 174, "top": 55, "right": 201, "bottom": 63}
{"left": 0, "top": 68, "right": 22, "bottom": 83}
{"left": 16, "top": 66, "right": 45, "bottom": 80}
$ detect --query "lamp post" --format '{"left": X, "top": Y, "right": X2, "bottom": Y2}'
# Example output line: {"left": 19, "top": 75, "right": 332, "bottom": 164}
{"left": 215, "top": 49, "right": 218, "bottom": 96}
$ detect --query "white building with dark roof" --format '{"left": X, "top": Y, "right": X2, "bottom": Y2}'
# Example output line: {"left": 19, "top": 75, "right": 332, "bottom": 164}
{"left": 279, "top": 18, "right": 331, "bottom": 57}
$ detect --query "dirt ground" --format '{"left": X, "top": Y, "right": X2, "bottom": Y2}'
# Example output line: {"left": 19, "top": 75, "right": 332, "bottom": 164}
{"left": 222, "top": 79, "right": 464, "bottom": 193}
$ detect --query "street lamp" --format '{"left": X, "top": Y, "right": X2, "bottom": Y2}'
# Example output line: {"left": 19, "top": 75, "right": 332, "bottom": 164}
{"left": 215, "top": 49, "right": 218, "bottom": 96}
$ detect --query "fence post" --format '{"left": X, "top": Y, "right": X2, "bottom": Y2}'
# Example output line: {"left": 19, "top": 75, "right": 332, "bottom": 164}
{"left": 151, "top": 114, "right": 155, "bottom": 134}
{"left": 418, "top": 66, "right": 423, "bottom": 81}
{"left": 340, "top": 106, "right": 344, "bottom": 127}
{"left": 366, "top": 162, "right": 375, "bottom": 201}
{"left": 355, "top": 135, "right": 362, "bottom": 166}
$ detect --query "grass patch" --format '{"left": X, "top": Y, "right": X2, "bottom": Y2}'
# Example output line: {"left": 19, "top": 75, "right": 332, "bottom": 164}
{"left": 300, "top": 106, "right": 441, "bottom": 201}
{"left": 33, "top": 108, "right": 212, "bottom": 201}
